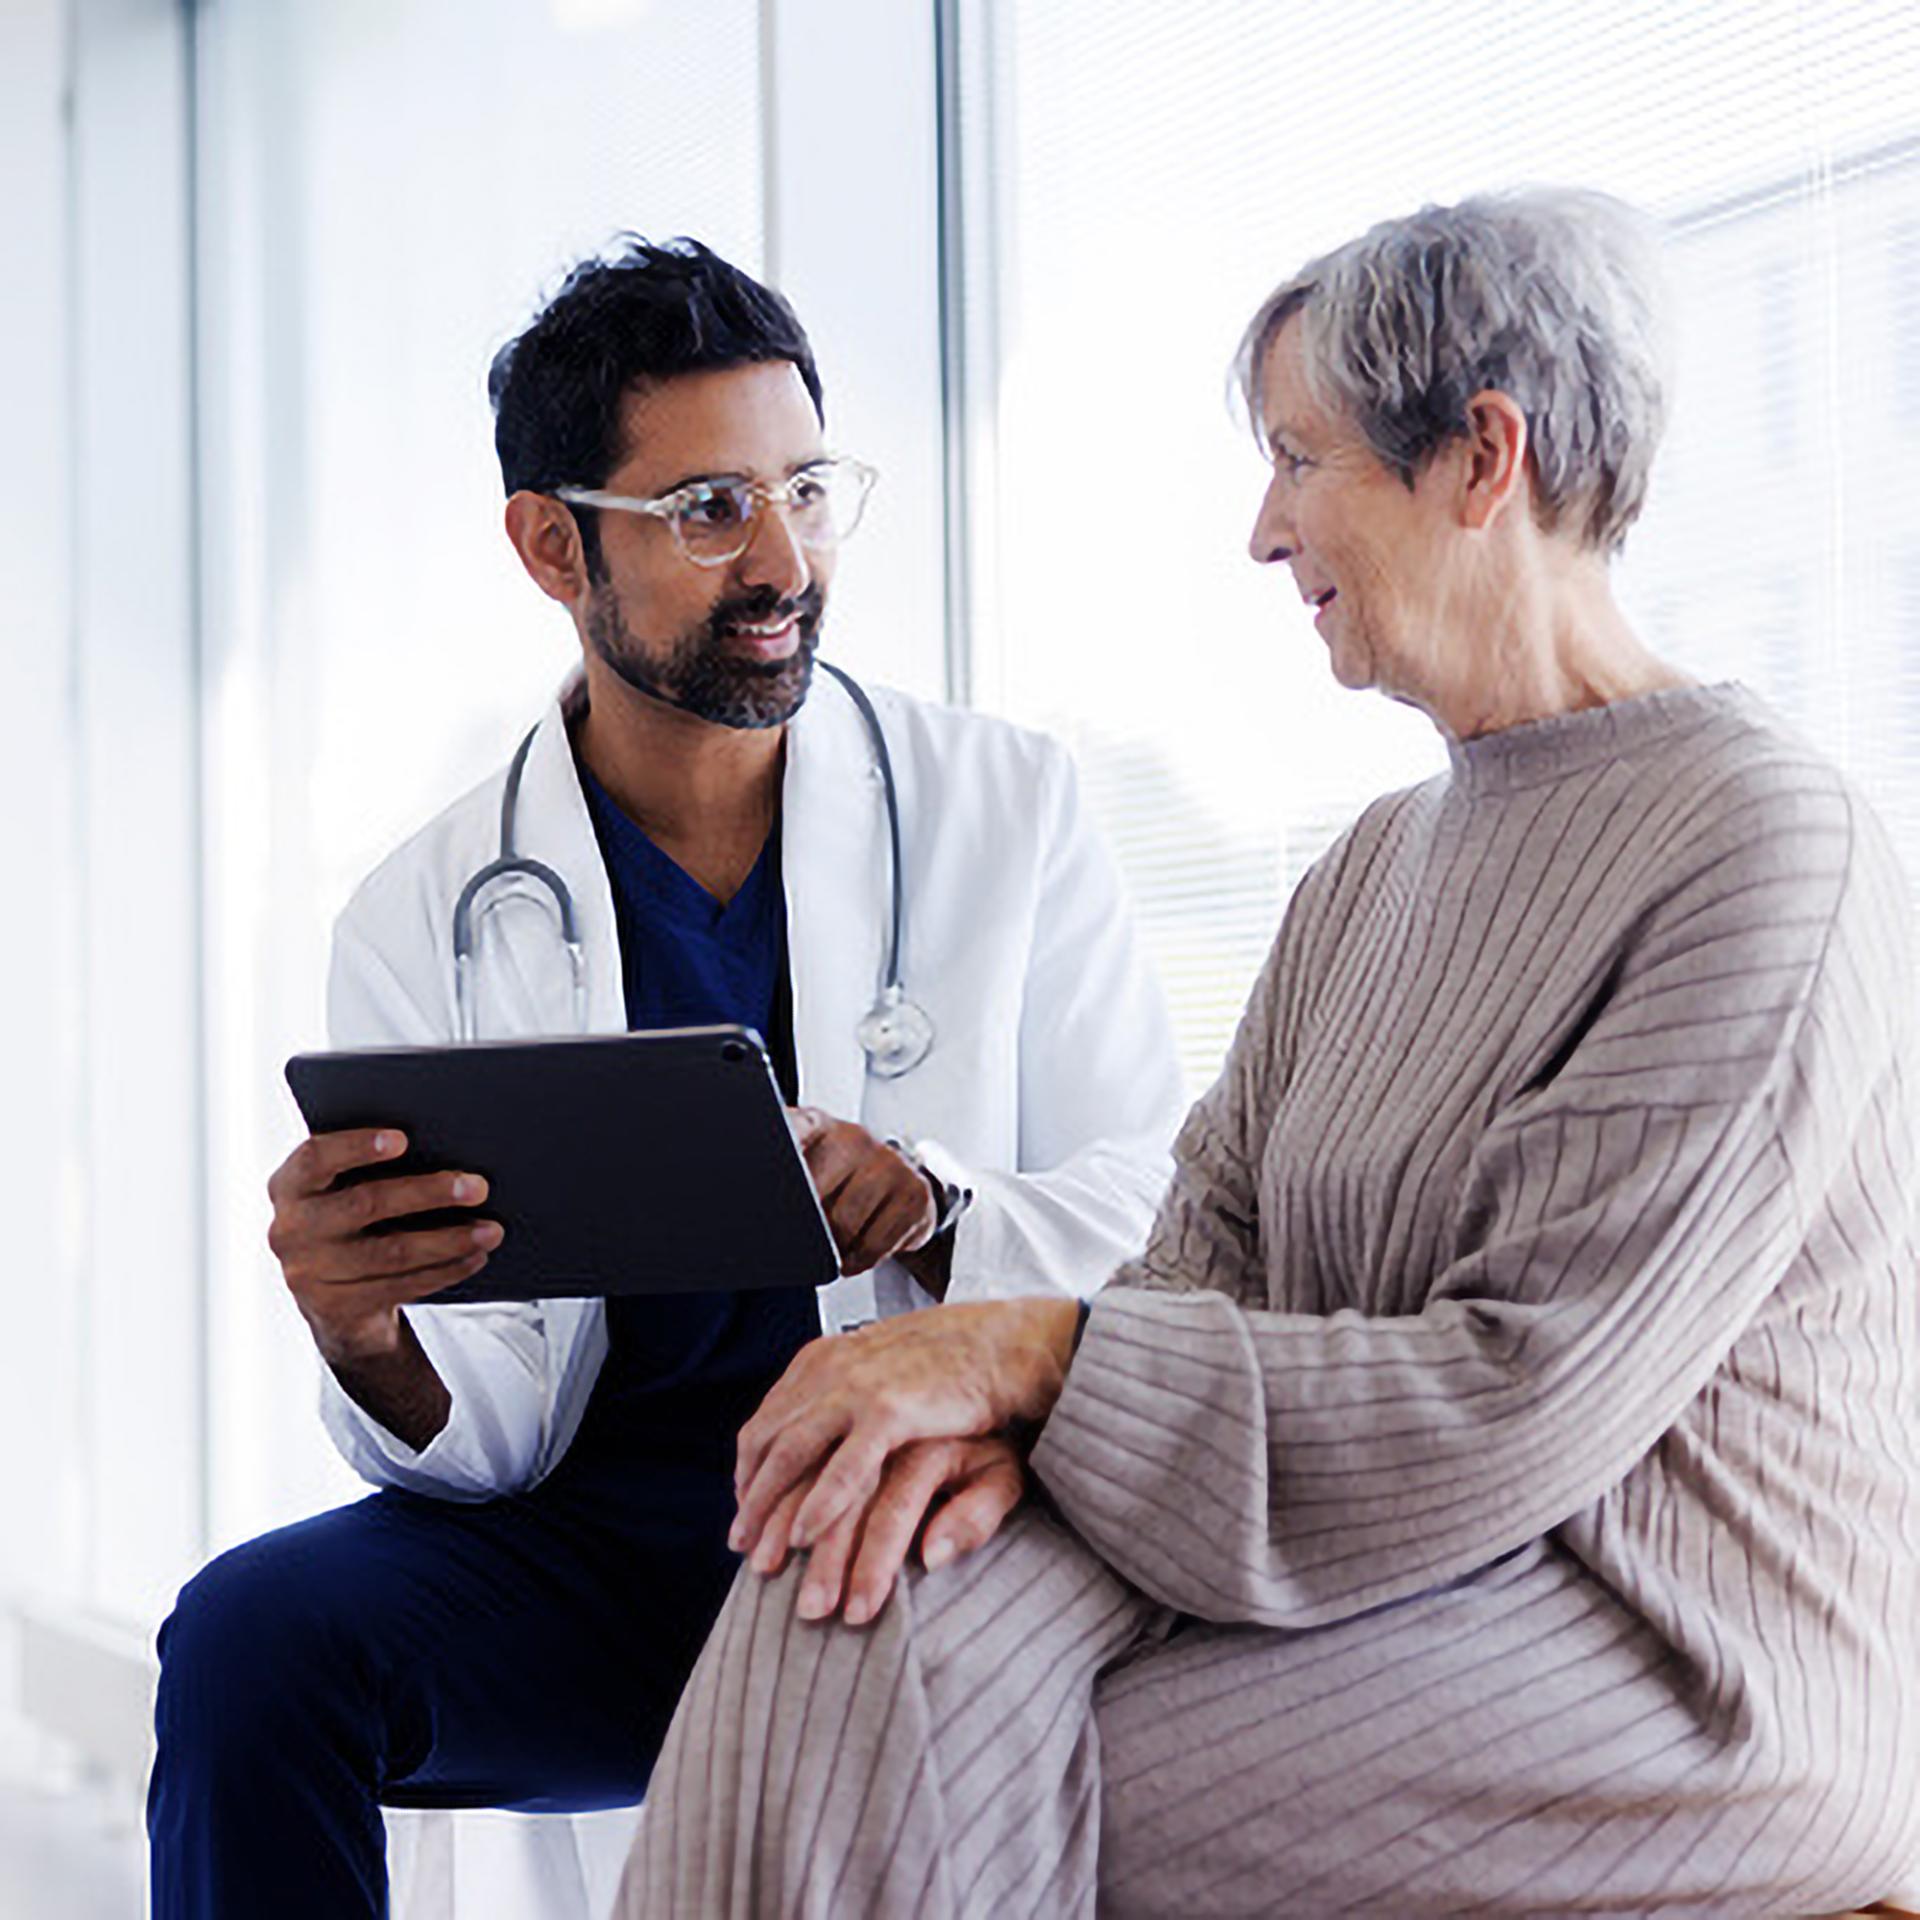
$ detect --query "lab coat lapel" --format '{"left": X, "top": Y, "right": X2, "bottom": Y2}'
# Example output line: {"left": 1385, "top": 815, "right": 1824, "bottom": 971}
{"left": 486, "top": 676, "right": 628, "bottom": 1039}
{"left": 783, "top": 670, "right": 886, "bottom": 1122}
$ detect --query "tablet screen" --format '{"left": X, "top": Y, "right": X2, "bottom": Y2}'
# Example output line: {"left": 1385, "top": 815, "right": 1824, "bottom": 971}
{"left": 285, "top": 1026, "right": 839, "bottom": 1303}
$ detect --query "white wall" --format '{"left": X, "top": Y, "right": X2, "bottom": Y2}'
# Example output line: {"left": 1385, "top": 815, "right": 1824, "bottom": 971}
{"left": 0, "top": 0, "right": 85, "bottom": 1766}
{"left": 0, "top": 0, "right": 203, "bottom": 1791}
{"left": 66, "top": 0, "right": 204, "bottom": 1637}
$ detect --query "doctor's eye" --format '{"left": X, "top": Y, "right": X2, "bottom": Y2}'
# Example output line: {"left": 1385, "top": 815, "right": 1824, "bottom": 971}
{"left": 674, "top": 485, "right": 749, "bottom": 533}
{"left": 787, "top": 470, "right": 831, "bottom": 511}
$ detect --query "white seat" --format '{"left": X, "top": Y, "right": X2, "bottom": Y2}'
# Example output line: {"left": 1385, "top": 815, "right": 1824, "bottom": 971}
{"left": 383, "top": 1804, "right": 1914, "bottom": 1917}
{"left": 387, "top": 1804, "right": 644, "bottom": 1920}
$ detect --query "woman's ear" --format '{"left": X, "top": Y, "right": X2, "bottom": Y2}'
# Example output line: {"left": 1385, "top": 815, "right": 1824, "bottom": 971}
{"left": 1459, "top": 389, "right": 1531, "bottom": 533}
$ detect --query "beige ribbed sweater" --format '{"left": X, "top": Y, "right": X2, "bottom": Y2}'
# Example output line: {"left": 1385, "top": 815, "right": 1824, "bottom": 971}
{"left": 623, "top": 685, "right": 1920, "bottom": 1916}
{"left": 1034, "top": 682, "right": 1920, "bottom": 1907}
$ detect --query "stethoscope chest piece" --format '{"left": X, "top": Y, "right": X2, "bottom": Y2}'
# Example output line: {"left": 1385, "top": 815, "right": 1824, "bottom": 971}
{"left": 857, "top": 984, "right": 936, "bottom": 1079}
{"left": 818, "top": 661, "right": 935, "bottom": 1080}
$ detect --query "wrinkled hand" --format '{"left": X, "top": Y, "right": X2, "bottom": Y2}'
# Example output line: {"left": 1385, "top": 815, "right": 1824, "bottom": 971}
{"left": 267, "top": 1129, "right": 502, "bottom": 1363}
{"left": 789, "top": 1107, "right": 938, "bottom": 1275}
{"left": 731, "top": 1300, "right": 1080, "bottom": 1562}
{"left": 743, "top": 1434, "right": 1026, "bottom": 1626}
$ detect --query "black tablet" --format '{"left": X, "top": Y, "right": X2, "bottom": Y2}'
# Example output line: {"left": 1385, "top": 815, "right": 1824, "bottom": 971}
{"left": 284, "top": 1026, "right": 839, "bottom": 1305}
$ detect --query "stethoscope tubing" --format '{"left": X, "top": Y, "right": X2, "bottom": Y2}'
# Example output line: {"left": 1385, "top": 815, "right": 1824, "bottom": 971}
{"left": 450, "top": 663, "right": 929, "bottom": 1071}
{"left": 816, "top": 661, "right": 906, "bottom": 1000}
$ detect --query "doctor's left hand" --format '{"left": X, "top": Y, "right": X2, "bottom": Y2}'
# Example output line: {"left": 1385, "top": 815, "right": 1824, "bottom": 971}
{"left": 787, "top": 1107, "right": 938, "bottom": 1276}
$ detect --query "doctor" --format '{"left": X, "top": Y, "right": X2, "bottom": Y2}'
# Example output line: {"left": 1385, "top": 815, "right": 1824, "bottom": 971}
{"left": 147, "top": 236, "right": 1183, "bottom": 1920}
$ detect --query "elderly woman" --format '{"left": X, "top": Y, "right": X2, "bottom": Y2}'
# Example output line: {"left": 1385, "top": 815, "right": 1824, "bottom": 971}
{"left": 618, "top": 191, "right": 1920, "bottom": 1916}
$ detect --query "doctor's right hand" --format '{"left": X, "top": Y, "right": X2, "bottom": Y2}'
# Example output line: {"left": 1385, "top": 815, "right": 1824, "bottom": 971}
{"left": 787, "top": 1107, "right": 940, "bottom": 1277}
{"left": 266, "top": 1129, "right": 503, "bottom": 1365}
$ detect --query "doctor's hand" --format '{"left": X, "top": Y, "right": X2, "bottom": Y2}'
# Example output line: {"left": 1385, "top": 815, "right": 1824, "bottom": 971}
{"left": 267, "top": 1128, "right": 503, "bottom": 1365}
{"left": 731, "top": 1300, "right": 1080, "bottom": 1568}
{"left": 740, "top": 1433, "right": 1026, "bottom": 1626}
{"left": 788, "top": 1107, "right": 938, "bottom": 1276}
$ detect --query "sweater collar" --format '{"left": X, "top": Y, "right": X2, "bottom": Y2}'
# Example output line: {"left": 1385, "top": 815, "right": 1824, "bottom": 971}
{"left": 1444, "top": 682, "right": 1763, "bottom": 797}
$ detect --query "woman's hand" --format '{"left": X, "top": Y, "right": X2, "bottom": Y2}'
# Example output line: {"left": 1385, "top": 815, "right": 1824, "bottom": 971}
{"left": 744, "top": 1434, "right": 1027, "bottom": 1625}
{"left": 730, "top": 1300, "right": 1080, "bottom": 1562}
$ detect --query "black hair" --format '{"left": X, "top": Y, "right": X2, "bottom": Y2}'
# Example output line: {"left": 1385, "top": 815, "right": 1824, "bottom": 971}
{"left": 488, "top": 235, "right": 824, "bottom": 578}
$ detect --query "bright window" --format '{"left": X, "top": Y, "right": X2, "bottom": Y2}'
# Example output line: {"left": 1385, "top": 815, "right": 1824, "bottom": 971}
{"left": 953, "top": 0, "right": 1920, "bottom": 1091}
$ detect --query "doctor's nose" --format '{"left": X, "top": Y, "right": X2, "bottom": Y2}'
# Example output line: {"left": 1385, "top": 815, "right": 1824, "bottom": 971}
{"left": 734, "top": 500, "right": 814, "bottom": 601}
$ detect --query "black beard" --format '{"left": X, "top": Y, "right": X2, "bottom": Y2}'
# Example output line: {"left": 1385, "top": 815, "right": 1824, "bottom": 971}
{"left": 586, "top": 580, "right": 824, "bottom": 730}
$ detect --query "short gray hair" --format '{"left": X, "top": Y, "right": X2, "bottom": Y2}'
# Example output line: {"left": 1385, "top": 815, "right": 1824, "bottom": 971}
{"left": 1235, "top": 188, "right": 1670, "bottom": 553}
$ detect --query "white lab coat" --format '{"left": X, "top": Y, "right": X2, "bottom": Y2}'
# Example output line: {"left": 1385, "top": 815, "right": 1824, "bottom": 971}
{"left": 317, "top": 667, "right": 1185, "bottom": 1917}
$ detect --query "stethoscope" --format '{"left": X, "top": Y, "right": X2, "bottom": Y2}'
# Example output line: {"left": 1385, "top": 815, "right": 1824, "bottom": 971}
{"left": 450, "top": 660, "right": 936, "bottom": 1078}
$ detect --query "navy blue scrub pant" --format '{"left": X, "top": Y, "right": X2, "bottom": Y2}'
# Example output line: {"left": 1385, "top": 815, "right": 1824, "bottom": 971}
{"left": 145, "top": 1449, "right": 741, "bottom": 1919}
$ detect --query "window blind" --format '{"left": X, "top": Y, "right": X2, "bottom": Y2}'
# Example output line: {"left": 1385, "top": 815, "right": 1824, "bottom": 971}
{"left": 953, "top": 0, "right": 1920, "bottom": 1092}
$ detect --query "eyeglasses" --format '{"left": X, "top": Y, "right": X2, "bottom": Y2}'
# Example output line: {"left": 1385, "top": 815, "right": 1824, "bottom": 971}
{"left": 554, "top": 457, "right": 878, "bottom": 568}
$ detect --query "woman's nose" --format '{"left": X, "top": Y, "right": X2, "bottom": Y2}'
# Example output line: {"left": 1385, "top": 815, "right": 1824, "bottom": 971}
{"left": 1248, "top": 475, "right": 1296, "bottom": 566}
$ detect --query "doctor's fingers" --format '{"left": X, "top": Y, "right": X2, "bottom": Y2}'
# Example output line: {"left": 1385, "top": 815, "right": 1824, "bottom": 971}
{"left": 799, "top": 1122, "right": 921, "bottom": 1215}
{"left": 269, "top": 1127, "right": 409, "bottom": 1204}
{"left": 298, "top": 1168, "right": 494, "bottom": 1243}
{"left": 832, "top": 1178, "right": 936, "bottom": 1276}
{"left": 795, "top": 1117, "right": 870, "bottom": 1189}
{"left": 299, "top": 1259, "right": 494, "bottom": 1323}
{"left": 284, "top": 1218, "right": 504, "bottom": 1289}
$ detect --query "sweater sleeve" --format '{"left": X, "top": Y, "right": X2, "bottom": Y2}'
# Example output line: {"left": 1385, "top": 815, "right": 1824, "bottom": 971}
{"left": 1033, "top": 771, "right": 1910, "bottom": 1627}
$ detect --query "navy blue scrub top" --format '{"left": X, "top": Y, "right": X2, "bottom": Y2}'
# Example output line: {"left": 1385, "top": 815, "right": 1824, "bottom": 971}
{"left": 562, "top": 759, "right": 819, "bottom": 1474}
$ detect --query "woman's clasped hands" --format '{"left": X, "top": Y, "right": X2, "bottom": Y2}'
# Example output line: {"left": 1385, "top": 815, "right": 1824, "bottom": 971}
{"left": 728, "top": 1298, "right": 1082, "bottom": 1625}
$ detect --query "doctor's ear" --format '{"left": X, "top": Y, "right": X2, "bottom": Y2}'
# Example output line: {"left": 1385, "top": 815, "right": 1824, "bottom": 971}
{"left": 505, "top": 491, "right": 590, "bottom": 605}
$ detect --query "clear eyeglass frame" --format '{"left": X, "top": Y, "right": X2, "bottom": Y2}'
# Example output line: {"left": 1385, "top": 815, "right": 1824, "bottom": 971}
{"left": 554, "top": 456, "right": 878, "bottom": 568}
